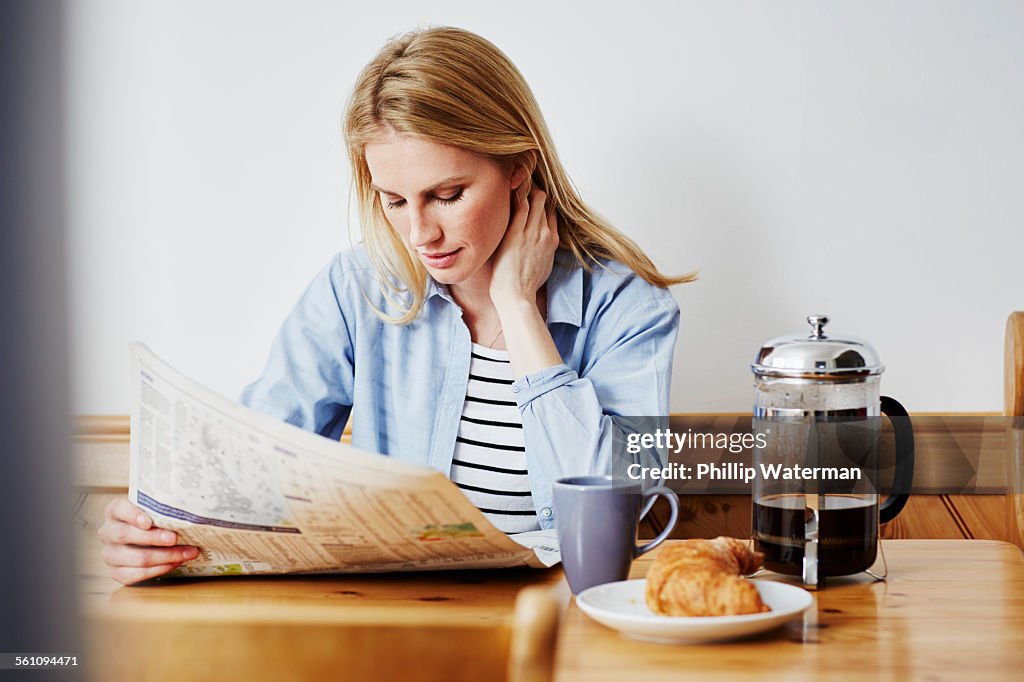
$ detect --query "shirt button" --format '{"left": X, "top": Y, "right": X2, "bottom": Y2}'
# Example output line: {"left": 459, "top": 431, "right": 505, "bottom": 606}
{"left": 541, "top": 507, "right": 553, "bottom": 518}
{"left": 511, "top": 386, "right": 520, "bottom": 393}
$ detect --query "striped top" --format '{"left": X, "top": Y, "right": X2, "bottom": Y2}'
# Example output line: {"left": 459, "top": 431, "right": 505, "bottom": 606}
{"left": 449, "top": 344, "right": 540, "bottom": 534}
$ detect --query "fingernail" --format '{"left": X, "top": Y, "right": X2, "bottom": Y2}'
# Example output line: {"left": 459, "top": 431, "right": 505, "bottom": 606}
{"left": 184, "top": 547, "right": 200, "bottom": 560}
{"left": 136, "top": 514, "right": 150, "bottom": 528}
{"left": 160, "top": 531, "right": 175, "bottom": 544}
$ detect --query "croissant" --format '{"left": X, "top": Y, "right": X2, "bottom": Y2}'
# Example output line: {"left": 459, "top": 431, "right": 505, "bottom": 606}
{"left": 645, "top": 537, "right": 770, "bottom": 617}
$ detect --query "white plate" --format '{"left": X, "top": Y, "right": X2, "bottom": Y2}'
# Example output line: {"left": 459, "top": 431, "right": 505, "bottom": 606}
{"left": 576, "top": 579, "right": 813, "bottom": 644}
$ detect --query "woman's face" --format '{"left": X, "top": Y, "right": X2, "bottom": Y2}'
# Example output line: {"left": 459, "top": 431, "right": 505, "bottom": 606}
{"left": 364, "top": 129, "right": 523, "bottom": 288}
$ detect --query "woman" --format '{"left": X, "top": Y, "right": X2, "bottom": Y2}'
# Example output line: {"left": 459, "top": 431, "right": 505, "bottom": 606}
{"left": 99, "top": 26, "right": 694, "bottom": 585}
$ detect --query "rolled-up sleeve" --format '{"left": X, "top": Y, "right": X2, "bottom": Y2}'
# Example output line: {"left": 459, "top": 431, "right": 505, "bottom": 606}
{"left": 239, "top": 254, "right": 355, "bottom": 441}
{"left": 514, "top": 287, "right": 680, "bottom": 524}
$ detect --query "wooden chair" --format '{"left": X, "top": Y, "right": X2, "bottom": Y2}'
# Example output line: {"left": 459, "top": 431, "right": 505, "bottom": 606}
{"left": 83, "top": 578, "right": 561, "bottom": 682}
{"left": 1007, "top": 312, "right": 1024, "bottom": 549}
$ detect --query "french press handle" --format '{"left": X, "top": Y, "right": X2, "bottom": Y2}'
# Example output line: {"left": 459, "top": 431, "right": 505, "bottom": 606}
{"left": 879, "top": 396, "right": 915, "bottom": 523}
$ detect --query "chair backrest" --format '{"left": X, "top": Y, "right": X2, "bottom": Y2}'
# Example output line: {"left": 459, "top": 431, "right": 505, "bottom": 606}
{"left": 1006, "top": 312, "right": 1024, "bottom": 550}
{"left": 84, "top": 578, "right": 561, "bottom": 682}
{"left": 1007, "top": 312, "right": 1024, "bottom": 418}
{"left": 507, "top": 586, "right": 562, "bottom": 682}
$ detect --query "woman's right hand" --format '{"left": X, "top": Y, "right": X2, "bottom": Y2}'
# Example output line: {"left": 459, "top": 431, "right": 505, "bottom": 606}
{"left": 97, "top": 498, "right": 201, "bottom": 585}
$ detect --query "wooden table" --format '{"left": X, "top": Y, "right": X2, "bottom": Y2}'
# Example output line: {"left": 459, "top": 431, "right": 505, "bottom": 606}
{"left": 563, "top": 540, "right": 1024, "bottom": 681}
{"left": 82, "top": 540, "right": 1024, "bottom": 681}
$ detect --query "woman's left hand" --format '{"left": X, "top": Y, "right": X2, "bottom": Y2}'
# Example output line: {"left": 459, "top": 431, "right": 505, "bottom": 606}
{"left": 489, "top": 186, "right": 559, "bottom": 307}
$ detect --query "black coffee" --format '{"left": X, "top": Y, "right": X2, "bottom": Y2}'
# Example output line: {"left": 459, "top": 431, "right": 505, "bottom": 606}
{"left": 753, "top": 493, "right": 878, "bottom": 577}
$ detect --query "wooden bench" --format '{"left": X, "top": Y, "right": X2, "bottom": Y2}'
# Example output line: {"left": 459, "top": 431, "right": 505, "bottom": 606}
{"left": 75, "top": 313, "right": 1024, "bottom": 550}
{"left": 73, "top": 416, "right": 1014, "bottom": 546}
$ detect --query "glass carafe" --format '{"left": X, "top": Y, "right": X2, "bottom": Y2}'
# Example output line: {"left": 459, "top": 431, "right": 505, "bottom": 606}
{"left": 751, "top": 316, "right": 914, "bottom": 588}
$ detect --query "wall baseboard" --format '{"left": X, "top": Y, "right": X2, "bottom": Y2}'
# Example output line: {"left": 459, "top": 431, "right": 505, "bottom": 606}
{"left": 72, "top": 413, "right": 1015, "bottom": 493}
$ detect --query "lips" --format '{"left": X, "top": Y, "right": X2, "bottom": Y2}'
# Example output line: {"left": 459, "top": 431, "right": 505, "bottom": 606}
{"left": 419, "top": 248, "right": 461, "bottom": 269}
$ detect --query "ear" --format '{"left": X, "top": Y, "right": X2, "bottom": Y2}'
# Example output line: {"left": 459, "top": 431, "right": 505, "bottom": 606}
{"left": 508, "top": 150, "right": 538, "bottom": 190}
{"left": 510, "top": 163, "right": 530, "bottom": 190}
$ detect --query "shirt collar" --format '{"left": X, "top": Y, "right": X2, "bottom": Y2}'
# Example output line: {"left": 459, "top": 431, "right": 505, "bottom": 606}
{"left": 425, "top": 277, "right": 451, "bottom": 302}
{"left": 545, "top": 249, "right": 583, "bottom": 327}
{"left": 425, "top": 249, "right": 583, "bottom": 327}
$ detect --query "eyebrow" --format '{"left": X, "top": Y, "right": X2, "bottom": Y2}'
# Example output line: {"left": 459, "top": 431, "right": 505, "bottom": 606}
{"left": 370, "top": 175, "right": 468, "bottom": 197}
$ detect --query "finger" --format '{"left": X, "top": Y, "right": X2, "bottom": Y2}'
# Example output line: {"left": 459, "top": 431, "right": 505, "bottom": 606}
{"left": 112, "top": 563, "right": 183, "bottom": 586}
{"left": 101, "top": 543, "right": 200, "bottom": 569}
{"left": 514, "top": 175, "right": 532, "bottom": 205}
{"left": 509, "top": 180, "right": 528, "bottom": 220}
{"left": 97, "top": 520, "right": 179, "bottom": 547}
{"left": 106, "top": 497, "right": 153, "bottom": 529}
{"left": 524, "top": 189, "right": 548, "bottom": 236}
{"left": 508, "top": 184, "right": 531, "bottom": 234}
{"left": 527, "top": 186, "right": 546, "bottom": 209}
{"left": 546, "top": 205, "right": 560, "bottom": 246}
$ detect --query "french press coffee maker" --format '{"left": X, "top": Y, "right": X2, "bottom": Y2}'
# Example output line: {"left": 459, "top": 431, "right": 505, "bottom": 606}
{"left": 751, "top": 316, "right": 914, "bottom": 588}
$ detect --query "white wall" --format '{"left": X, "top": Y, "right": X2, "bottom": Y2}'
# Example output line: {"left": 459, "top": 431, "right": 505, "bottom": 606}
{"left": 66, "top": 0, "right": 1024, "bottom": 414}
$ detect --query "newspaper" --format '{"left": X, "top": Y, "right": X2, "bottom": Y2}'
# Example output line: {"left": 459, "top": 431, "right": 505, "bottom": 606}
{"left": 128, "top": 343, "right": 560, "bottom": 576}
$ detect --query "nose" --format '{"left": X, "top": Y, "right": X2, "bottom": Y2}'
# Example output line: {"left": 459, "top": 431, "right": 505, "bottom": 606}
{"left": 408, "top": 206, "right": 443, "bottom": 249}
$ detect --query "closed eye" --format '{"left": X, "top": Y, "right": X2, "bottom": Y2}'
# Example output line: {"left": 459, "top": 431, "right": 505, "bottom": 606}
{"left": 436, "top": 189, "right": 463, "bottom": 205}
{"left": 381, "top": 189, "right": 463, "bottom": 210}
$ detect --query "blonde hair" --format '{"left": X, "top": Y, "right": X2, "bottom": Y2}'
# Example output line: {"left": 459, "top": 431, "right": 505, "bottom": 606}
{"left": 344, "top": 26, "right": 695, "bottom": 324}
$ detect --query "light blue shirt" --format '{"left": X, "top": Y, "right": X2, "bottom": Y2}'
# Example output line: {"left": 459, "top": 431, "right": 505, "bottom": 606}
{"left": 240, "top": 246, "right": 680, "bottom": 530}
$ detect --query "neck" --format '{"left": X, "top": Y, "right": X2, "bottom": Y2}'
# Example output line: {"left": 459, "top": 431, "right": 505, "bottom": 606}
{"left": 448, "top": 267, "right": 494, "bottom": 319}
{"left": 447, "top": 266, "right": 547, "bottom": 350}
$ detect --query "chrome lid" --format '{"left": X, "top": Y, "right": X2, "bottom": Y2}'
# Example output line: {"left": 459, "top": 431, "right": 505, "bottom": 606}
{"left": 752, "top": 315, "right": 884, "bottom": 380}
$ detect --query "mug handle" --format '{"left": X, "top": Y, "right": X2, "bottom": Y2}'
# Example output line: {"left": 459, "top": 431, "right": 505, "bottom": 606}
{"left": 634, "top": 486, "right": 679, "bottom": 557}
{"left": 879, "top": 396, "right": 915, "bottom": 524}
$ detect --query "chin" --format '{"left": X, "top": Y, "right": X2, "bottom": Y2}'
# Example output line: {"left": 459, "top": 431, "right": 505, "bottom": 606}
{"left": 422, "top": 257, "right": 485, "bottom": 287}
{"left": 427, "top": 268, "right": 471, "bottom": 286}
